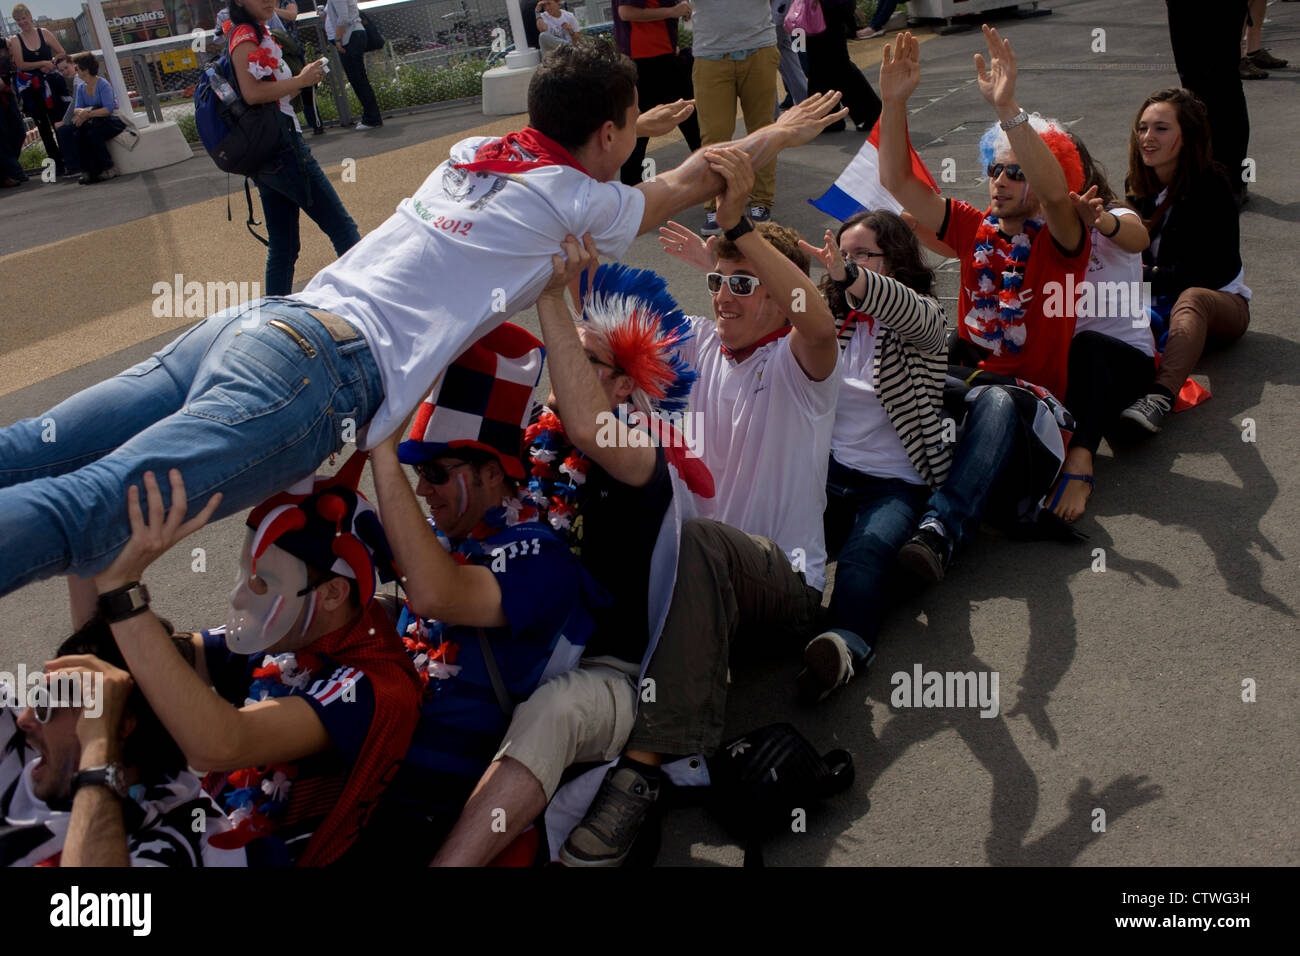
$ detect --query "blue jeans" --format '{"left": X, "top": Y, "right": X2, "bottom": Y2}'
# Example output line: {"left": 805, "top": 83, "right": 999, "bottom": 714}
{"left": 870, "top": 0, "right": 899, "bottom": 30}
{"left": 823, "top": 457, "right": 930, "bottom": 666}
{"left": 921, "top": 386, "right": 1021, "bottom": 553}
{"left": 0, "top": 299, "right": 384, "bottom": 597}
{"left": 254, "top": 125, "right": 360, "bottom": 295}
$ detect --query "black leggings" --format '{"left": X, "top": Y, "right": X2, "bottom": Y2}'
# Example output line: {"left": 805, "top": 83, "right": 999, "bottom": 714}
{"left": 805, "top": 29, "right": 880, "bottom": 131}
{"left": 1065, "top": 331, "right": 1155, "bottom": 454}
{"left": 619, "top": 53, "right": 701, "bottom": 187}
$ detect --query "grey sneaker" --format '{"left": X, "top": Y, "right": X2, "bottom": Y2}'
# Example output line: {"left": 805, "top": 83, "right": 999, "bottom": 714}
{"left": 559, "top": 765, "right": 659, "bottom": 866}
{"left": 749, "top": 204, "right": 771, "bottom": 224}
{"left": 797, "top": 631, "right": 856, "bottom": 704}
{"left": 1120, "top": 393, "right": 1172, "bottom": 434}
{"left": 700, "top": 210, "right": 721, "bottom": 235}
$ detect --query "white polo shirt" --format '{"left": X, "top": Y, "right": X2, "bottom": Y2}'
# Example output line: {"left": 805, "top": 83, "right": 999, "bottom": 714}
{"left": 677, "top": 316, "right": 841, "bottom": 591}
{"left": 297, "top": 136, "right": 645, "bottom": 448}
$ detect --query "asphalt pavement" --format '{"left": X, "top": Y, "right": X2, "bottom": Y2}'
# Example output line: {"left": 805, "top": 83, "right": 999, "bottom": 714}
{"left": 0, "top": 0, "right": 1295, "bottom": 867}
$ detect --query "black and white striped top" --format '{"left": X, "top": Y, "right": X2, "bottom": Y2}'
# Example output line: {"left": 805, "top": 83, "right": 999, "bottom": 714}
{"left": 840, "top": 270, "right": 952, "bottom": 489}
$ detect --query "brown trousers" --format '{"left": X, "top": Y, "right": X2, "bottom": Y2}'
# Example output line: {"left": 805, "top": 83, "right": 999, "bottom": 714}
{"left": 1156, "top": 287, "right": 1251, "bottom": 395}
{"left": 625, "top": 518, "right": 823, "bottom": 756}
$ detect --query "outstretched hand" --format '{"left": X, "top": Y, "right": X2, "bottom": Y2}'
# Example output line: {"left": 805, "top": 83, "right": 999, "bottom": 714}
{"left": 1068, "top": 185, "right": 1104, "bottom": 230}
{"left": 974, "top": 24, "right": 1018, "bottom": 113}
{"left": 773, "top": 90, "right": 850, "bottom": 147}
{"left": 93, "top": 470, "right": 222, "bottom": 593}
{"left": 798, "top": 229, "right": 848, "bottom": 282}
{"left": 879, "top": 31, "right": 922, "bottom": 104}
{"left": 707, "top": 147, "right": 755, "bottom": 232}
{"left": 659, "top": 220, "right": 715, "bottom": 273}
{"left": 636, "top": 99, "right": 695, "bottom": 139}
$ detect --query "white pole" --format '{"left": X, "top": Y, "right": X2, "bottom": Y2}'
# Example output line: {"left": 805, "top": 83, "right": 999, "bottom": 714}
{"left": 84, "top": 1, "right": 138, "bottom": 124}
{"left": 504, "top": 2, "right": 539, "bottom": 68}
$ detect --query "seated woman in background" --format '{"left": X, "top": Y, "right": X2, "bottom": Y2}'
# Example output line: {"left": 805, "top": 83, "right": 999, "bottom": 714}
{"left": 68, "top": 52, "right": 126, "bottom": 185}
{"left": 1119, "top": 87, "right": 1250, "bottom": 435}
{"left": 798, "top": 211, "right": 949, "bottom": 700}
{"left": 1048, "top": 133, "right": 1152, "bottom": 522}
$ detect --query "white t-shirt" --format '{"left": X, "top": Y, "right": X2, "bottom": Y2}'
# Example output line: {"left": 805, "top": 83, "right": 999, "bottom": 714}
{"left": 1075, "top": 208, "right": 1155, "bottom": 358}
{"left": 297, "top": 136, "right": 645, "bottom": 448}
{"left": 677, "top": 317, "right": 841, "bottom": 591}
{"left": 539, "top": 10, "right": 579, "bottom": 40}
{"left": 832, "top": 318, "right": 925, "bottom": 483}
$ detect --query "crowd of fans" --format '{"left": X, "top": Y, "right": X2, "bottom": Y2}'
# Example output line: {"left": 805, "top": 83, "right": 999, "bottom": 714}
{"left": 0, "top": 0, "right": 1277, "bottom": 867}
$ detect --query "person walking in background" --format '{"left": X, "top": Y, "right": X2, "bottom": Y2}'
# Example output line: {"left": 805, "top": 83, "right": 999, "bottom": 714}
{"left": 1165, "top": 0, "right": 1250, "bottom": 205}
{"left": 858, "top": 0, "right": 900, "bottom": 40}
{"left": 1239, "top": 0, "right": 1288, "bottom": 78}
{"left": 690, "top": 0, "right": 780, "bottom": 234}
{"left": 806, "top": 0, "right": 881, "bottom": 133}
{"left": 228, "top": 0, "right": 360, "bottom": 292}
{"left": 614, "top": 0, "right": 701, "bottom": 186}
{"left": 7, "top": 3, "right": 66, "bottom": 176}
{"left": 771, "top": 0, "right": 808, "bottom": 110}
{"left": 326, "top": 0, "right": 383, "bottom": 130}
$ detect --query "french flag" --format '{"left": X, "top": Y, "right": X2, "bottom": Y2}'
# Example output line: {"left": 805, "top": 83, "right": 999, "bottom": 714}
{"left": 809, "top": 121, "right": 939, "bottom": 220}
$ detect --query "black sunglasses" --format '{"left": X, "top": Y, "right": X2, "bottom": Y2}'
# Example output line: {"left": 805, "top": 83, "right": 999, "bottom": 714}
{"left": 986, "top": 162, "right": 1027, "bottom": 182}
{"left": 415, "top": 459, "right": 472, "bottom": 485}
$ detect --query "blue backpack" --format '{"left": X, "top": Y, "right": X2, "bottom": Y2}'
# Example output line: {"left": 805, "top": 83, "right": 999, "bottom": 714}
{"left": 193, "top": 54, "right": 284, "bottom": 177}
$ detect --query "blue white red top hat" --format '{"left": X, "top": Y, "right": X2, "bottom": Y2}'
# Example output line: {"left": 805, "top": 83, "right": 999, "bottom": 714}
{"left": 398, "top": 322, "right": 545, "bottom": 480}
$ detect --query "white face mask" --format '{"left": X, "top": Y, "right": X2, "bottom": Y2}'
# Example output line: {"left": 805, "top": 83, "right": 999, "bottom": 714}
{"left": 225, "top": 537, "right": 315, "bottom": 655}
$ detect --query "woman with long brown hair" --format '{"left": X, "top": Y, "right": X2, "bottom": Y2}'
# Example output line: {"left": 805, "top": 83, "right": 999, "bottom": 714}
{"left": 1119, "top": 87, "right": 1250, "bottom": 434}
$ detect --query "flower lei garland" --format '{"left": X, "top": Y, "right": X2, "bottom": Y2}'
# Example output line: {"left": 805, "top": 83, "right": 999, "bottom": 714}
{"left": 522, "top": 409, "right": 590, "bottom": 533}
{"left": 206, "top": 651, "right": 315, "bottom": 848}
{"left": 966, "top": 214, "right": 1043, "bottom": 355}
{"left": 401, "top": 493, "right": 539, "bottom": 694}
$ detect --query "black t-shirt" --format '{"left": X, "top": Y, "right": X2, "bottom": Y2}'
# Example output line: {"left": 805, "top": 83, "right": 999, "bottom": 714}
{"left": 567, "top": 445, "right": 673, "bottom": 665}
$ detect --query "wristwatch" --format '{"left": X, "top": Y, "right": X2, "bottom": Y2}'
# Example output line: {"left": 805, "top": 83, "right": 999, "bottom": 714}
{"left": 723, "top": 217, "right": 755, "bottom": 242}
{"left": 999, "top": 109, "right": 1029, "bottom": 132}
{"left": 833, "top": 259, "right": 861, "bottom": 289}
{"left": 97, "top": 581, "right": 151, "bottom": 624}
{"left": 71, "top": 764, "right": 130, "bottom": 799}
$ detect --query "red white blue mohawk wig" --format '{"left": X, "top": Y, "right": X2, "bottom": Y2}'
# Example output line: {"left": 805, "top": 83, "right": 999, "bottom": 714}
{"left": 577, "top": 263, "right": 697, "bottom": 418}
{"left": 979, "top": 114, "right": 1085, "bottom": 194}
{"left": 245, "top": 450, "right": 398, "bottom": 609}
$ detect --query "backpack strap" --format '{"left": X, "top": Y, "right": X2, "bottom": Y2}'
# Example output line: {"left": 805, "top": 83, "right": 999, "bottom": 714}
{"left": 242, "top": 176, "right": 268, "bottom": 247}
{"left": 476, "top": 627, "right": 514, "bottom": 717}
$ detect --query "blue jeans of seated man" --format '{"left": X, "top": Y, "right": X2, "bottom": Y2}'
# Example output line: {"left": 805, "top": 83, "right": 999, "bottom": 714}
{"left": 823, "top": 457, "right": 930, "bottom": 667}
{"left": 920, "top": 386, "right": 1022, "bottom": 554}
{"left": 253, "top": 125, "right": 360, "bottom": 296}
{"left": 0, "top": 299, "right": 384, "bottom": 597}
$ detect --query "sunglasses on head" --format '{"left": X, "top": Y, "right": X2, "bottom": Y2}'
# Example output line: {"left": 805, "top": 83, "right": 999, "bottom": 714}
{"left": 987, "top": 162, "right": 1027, "bottom": 182}
{"left": 706, "top": 272, "right": 762, "bottom": 296}
{"left": 415, "top": 459, "right": 472, "bottom": 485}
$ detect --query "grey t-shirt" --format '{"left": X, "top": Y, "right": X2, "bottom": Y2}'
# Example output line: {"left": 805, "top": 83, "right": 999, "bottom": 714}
{"left": 691, "top": 0, "right": 777, "bottom": 56}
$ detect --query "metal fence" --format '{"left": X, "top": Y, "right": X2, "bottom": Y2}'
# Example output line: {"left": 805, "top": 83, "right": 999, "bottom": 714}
{"left": 100, "top": 0, "right": 615, "bottom": 136}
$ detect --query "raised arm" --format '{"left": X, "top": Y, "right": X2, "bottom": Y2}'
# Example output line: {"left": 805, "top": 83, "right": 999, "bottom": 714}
{"left": 714, "top": 149, "right": 838, "bottom": 381}
{"left": 975, "top": 24, "right": 1083, "bottom": 253}
{"left": 60, "top": 656, "right": 133, "bottom": 866}
{"left": 636, "top": 90, "right": 848, "bottom": 234}
{"left": 79, "top": 472, "right": 332, "bottom": 772}
{"left": 877, "top": 32, "right": 946, "bottom": 232}
{"left": 369, "top": 428, "right": 510, "bottom": 628}
{"left": 537, "top": 234, "right": 659, "bottom": 487}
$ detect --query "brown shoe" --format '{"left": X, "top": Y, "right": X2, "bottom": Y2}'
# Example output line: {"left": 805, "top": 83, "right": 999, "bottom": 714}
{"left": 1248, "top": 48, "right": 1289, "bottom": 69}
{"left": 1239, "top": 56, "right": 1269, "bottom": 79}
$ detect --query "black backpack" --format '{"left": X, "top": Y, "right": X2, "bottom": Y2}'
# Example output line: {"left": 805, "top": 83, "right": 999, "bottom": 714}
{"left": 194, "top": 55, "right": 284, "bottom": 177}
{"left": 706, "top": 723, "right": 854, "bottom": 867}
